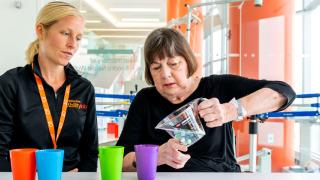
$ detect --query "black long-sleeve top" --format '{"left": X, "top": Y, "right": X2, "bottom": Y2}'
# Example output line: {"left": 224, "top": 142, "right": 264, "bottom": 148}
{"left": 0, "top": 56, "right": 98, "bottom": 172}
{"left": 116, "top": 74, "right": 296, "bottom": 172}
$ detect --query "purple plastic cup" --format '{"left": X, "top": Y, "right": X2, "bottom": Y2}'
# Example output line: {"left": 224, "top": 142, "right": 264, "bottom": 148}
{"left": 134, "top": 144, "right": 159, "bottom": 180}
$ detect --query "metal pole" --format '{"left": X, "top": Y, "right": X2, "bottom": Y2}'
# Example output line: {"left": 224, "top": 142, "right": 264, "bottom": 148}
{"left": 249, "top": 116, "right": 258, "bottom": 172}
{"left": 190, "top": 0, "right": 247, "bottom": 9}
{"left": 185, "top": 0, "right": 247, "bottom": 42}
{"left": 185, "top": 4, "right": 192, "bottom": 42}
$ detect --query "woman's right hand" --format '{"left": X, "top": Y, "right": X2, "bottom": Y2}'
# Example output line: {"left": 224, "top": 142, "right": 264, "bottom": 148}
{"left": 157, "top": 138, "right": 191, "bottom": 169}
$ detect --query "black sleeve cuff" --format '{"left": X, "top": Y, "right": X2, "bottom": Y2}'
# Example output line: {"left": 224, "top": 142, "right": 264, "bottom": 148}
{"left": 263, "top": 82, "right": 296, "bottom": 112}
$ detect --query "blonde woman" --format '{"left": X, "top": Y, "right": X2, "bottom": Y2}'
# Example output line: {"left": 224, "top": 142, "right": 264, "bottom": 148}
{"left": 0, "top": 1, "right": 98, "bottom": 172}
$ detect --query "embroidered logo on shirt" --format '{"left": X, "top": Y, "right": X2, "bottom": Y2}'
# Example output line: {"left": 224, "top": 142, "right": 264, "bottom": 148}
{"left": 68, "top": 100, "right": 88, "bottom": 110}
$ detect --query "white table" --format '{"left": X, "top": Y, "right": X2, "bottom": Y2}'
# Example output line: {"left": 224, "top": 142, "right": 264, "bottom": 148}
{"left": 1, "top": 172, "right": 320, "bottom": 180}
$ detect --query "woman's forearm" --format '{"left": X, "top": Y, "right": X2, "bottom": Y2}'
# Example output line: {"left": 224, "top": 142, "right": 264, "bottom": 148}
{"left": 240, "top": 87, "right": 287, "bottom": 116}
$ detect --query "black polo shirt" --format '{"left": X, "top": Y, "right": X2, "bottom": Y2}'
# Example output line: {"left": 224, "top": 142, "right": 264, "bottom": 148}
{"left": 0, "top": 55, "right": 98, "bottom": 172}
{"left": 116, "top": 74, "right": 295, "bottom": 172}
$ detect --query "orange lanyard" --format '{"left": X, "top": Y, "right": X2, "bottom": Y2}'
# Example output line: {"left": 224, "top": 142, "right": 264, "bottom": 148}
{"left": 32, "top": 64, "right": 70, "bottom": 149}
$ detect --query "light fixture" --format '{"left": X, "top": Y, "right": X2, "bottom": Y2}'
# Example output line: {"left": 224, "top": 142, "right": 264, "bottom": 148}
{"left": 116, "top": 22, "right": 166, "bottom": 28}
{"left": 99, "top": 35, "right": 146, "bottom": 38}
{"left": 121, "top": 18, "right": 159, "bottom": 22}
{"left": 82, "top": 0, "right": 166, "bottom": 28}
{"left": 254, "top": 0, "right": 263, "bottom": 7}
{"left": 14, "top": 0, "right": 22, "bottom": 9}
{"left": 109, "top": 8, "right": 160, "bottom": 12}
{"left": 82, "top": 0, "right": 117, "bottom": 25}
{"left": 87, "top": 28, "right": 153, "bottom": 32}
{"left": 85, "top": 20, "right": 102, "bottom": 23}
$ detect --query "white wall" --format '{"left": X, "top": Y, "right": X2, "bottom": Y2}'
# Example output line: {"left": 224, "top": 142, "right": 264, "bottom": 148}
{"left": 0, "top": 1, "right": 38, "bottom": 75}
{"left": 259, "top": 16, "right": 285, "bottom": 81}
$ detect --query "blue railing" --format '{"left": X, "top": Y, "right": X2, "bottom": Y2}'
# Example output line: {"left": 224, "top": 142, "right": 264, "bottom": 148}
{"left": 257, "top": 93, "right": 320, "bottom": 119}
{"left": 95, "top": 94, "right": 135, "bottom": 117}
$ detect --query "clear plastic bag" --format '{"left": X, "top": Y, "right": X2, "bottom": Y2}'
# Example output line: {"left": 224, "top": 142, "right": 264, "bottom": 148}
{"left": 155, "top": 98, "right": 206, "bottom": 147}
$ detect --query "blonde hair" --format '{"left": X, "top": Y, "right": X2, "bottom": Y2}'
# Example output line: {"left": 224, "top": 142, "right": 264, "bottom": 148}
{"left": 26, "top": 1, "right": 83, "bottom": 64}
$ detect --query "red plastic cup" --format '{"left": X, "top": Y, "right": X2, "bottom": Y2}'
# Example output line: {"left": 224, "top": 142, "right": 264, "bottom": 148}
{"left": 114, "top": 125, "right": 119, "bottom": 138}
{"left": 107, "top": 122, "right": 119, "bottom": 138}
{"left": 107, "top": 122, "right": 116, "bottom": 134}
{"left": 10, "top": 148, "right": 37, "bottom": 180}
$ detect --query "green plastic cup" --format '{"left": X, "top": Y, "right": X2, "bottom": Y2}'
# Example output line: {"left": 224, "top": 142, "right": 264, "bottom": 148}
{"left": 99, "top": 146, "right": 124, "bottom": 180}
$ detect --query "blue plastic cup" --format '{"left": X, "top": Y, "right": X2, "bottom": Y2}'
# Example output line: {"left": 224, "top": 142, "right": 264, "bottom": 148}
{"left": 35, "top": 149, "right": 64, "bottom": 180}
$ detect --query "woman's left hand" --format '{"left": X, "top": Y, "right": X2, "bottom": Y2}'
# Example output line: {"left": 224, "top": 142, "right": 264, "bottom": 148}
{"left": 198, "top": 98, "right": 237, "bottom": 128}
{"left": 69, "top": 168, "right": 79, "bottom": 172}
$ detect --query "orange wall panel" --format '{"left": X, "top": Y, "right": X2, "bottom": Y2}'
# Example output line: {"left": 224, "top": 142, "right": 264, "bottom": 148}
{"left": 229, "top": 0, "right": 294, "bottom": 172}
{"left": 228, "top": 6, "right": 240, "bottom": 75}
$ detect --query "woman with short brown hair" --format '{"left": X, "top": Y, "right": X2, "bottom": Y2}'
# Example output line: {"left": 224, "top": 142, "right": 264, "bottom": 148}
{"left": 117, "top": 27, "right": 295, "bottom": 172}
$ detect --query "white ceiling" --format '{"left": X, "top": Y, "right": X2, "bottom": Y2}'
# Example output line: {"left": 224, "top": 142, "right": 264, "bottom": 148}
{"left": 69, "top": 0, "right": 167, "bottom": 42}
